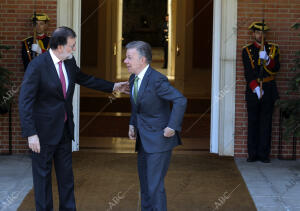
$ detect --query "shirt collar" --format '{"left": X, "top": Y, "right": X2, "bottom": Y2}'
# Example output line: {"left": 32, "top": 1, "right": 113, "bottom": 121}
{"left": 136, "top": 64, "right": 149, "bottom": 80}
{"left": 49, "top": 48, "right": 61, "bottom": 65}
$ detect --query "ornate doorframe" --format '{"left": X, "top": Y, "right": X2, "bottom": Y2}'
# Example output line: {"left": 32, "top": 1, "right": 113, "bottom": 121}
{"left": 59, "top": 0, "right": 238, "bottom": 156}
{"left": 57, "top": 0, "right": 81, "bottom": 151}
{"left": 210, "top": 0, "right": 237, "bottom": 156}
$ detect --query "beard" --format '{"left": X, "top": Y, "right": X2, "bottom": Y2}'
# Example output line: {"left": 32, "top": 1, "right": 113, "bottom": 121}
{"left": 61, "top": 47, "right": 73, "bottom": 60}
{"left": 66, "top": 54, "right": 73, "bottom": 60}
{"left": 61, "top": 52, "right": 73, "bottom": 60}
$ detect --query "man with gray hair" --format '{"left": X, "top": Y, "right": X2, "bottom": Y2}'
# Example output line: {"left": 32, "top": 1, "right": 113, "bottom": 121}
{"left": 125, "top": 41, "right": 187, "bottom": 210}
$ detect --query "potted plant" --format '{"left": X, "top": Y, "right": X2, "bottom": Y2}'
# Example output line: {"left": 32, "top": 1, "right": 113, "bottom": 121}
{"left": 0, "top": 44, "right": 13, "bottom": 114}
{"left": 276, "top": 23, "right": 300, "bottom": 139}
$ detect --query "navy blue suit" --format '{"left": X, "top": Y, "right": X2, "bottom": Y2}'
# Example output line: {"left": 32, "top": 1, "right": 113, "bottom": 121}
{"left": 19, "top": 51, "right": 114, "bottom": 211}
{"left": 129, "top": 66, "right": 187, "bottom": 211}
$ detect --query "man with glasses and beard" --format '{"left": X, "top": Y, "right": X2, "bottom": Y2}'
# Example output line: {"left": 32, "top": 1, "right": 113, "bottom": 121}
{"left": 19, "top": 26, "right": 129, "bottom": 210}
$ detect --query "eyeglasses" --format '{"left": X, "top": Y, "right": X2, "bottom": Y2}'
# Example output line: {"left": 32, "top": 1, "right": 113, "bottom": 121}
{"left": 64, "top": 42, "right": 76, "bottom": 50}
{"left": 67, "top": 43, "right": 76, "bottom": 50}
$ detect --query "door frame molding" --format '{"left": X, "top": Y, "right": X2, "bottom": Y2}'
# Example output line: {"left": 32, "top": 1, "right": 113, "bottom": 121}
{"left": 210, "top": 0, "right": 237, "bottom": 156}
{"left": 62, "top": 0, "right": 238, "bottom": 156}
{"left": 57, "top": 0, "right": 81, "bottom": 151}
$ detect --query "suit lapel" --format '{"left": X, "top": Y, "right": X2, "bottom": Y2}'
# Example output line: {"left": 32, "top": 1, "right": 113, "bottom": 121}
{"left": 64, "top": 59, "right": 73, "bottom": 99}
{"left": 136, "top": 67, "right": 152, "bottom": 105}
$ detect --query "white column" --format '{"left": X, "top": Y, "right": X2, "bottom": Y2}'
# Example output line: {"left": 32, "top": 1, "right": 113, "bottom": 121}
{"left": 211, "top": 0, "right": 237, "bottom": 156}
{"left": 210, "top": 0, "right": 221, "bottom": 154}
{"left": 57, "top": 0, "right": 81, "bottom": 151}
{"left": 218, "top": 0, "right": 237, "bottom": 156}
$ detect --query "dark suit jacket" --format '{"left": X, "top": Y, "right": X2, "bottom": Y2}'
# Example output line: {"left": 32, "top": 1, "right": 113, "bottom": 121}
{"left": 19, "top": 51, "right": 114, "bottom": 145}
{"left": 129, "top": 66, "right": 187, "bottom": 153}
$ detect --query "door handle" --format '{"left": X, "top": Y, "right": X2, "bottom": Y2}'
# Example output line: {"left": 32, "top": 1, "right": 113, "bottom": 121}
{"left": 176, "top": 43, "right": 180, "bottom": 56}
{"left": 113, "top": 43, "right": 117, "bottom": 56}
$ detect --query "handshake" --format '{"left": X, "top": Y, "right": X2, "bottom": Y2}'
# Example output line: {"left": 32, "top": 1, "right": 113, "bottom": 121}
{"left": 113, "top": 81, "right": 130, "bottom": 94}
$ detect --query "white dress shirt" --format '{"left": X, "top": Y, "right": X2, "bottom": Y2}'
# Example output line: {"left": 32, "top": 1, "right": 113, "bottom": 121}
{"left": 133, "top": 64, "right": 149, "bottom": 95}
{"left": 49, "top": 49, "right": 69, "bottom": 90}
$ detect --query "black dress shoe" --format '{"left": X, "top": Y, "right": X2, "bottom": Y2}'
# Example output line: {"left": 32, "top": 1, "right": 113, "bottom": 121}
{"left": 247, "top": 157, "right": 257, "bottom": 162}
{"left": 259, "top": 158, "right": 271, "bottom": 163}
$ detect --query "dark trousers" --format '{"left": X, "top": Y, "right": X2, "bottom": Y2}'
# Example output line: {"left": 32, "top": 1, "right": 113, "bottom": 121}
{"left": 246, "top": 92, "right": 274, "bottom": 159}
{"left": 137, "top": 136, "right": 172, "bottom": 211}
{"left": 32, "top": 124, "right": 76, "bottom": 211}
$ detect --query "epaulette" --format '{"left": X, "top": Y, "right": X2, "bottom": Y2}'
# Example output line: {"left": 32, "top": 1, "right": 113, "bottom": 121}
{"left": 268, "top": 42, "right": 279, "bottom": 47}
{"left": 243, "top": 43, "right": 252, "bottom": 48}
{"left": 22, "top": 36, "right": 33, "bottom": 41}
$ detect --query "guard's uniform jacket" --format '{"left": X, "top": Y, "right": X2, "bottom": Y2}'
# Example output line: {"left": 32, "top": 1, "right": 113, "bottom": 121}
{"left": 21, "top": 34, "right": 50, "bottom": 70}
{"left": 242, "top": 41, "right": 280, "bottom": 160}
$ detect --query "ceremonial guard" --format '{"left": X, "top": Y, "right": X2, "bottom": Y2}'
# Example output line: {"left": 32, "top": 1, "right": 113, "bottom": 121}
{"left": 242, "top": 22, "right": 280, "bottom": 163}
{"left": 162, "top": 14, "right": 169, "bottom": 68}
{"left": 21, "top": 13, "right": 50, "bottom": 70}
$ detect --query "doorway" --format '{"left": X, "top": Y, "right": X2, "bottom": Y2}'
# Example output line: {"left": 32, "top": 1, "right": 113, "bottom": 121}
{"left": 79, "top": 0, "right": 213, "bottom": 153}
{"left": 115, "top": 0, "right": 174, "bottom": 80}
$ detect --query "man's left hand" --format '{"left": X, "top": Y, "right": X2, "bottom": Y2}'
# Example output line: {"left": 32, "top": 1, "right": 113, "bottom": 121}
{"left": 164, "top": 127, "right": 175, "bottom": 137}
{"left": 113, "top": 81, "right": 130, "bottom": 94}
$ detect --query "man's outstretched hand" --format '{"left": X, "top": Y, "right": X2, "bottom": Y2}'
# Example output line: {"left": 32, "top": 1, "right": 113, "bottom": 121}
{"left": 113, "top": 81, "right": 130, "bottom": 94}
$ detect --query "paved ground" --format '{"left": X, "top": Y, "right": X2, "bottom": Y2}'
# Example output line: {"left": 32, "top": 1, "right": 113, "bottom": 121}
{"left": 1, "top": 155, "right": 300, "bottom": 211}
{"left": 0, "top": 155, "right": 32, "bottom": 211}
{"left": 236, "top": 158, "right": 300, "bottom": 211}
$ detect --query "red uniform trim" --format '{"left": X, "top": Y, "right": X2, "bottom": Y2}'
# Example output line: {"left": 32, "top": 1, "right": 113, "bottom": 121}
{"left": 36, "top": 34, "right": 46, "bottom": 40}
{"left": 254, "top": 41, "right": 261, "bottom": 49}
{"left": 267, "top": 58, "right": 275, "bottom": 69}
{"left": 249, "top": 80, "right": 258, "bottom": 91}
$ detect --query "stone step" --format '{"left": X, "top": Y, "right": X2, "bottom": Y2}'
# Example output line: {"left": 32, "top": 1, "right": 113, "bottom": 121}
{"left": 79, "top": 112, "right": 210, "bottom": 138}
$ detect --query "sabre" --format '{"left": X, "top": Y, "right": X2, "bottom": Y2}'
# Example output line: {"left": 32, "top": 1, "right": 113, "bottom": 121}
{"left": 259, "top": 19, "right": 265, "bottom": 100}
{"left": 32, "top": 11, "right": 37, "bottom": 59}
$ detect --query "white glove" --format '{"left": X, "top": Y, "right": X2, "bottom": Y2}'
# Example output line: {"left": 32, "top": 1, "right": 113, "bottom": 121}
{"left": 254, "top": 86, "right": 264, "bottom": 99}
{"left": 259, "top": 47, "right": 270, "bottom": 65}
{"left": 31, "top": 43, "right": 42, "bottom": 54}
{"left": 259, "top": 50, "right": 269, "bottom": 60}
